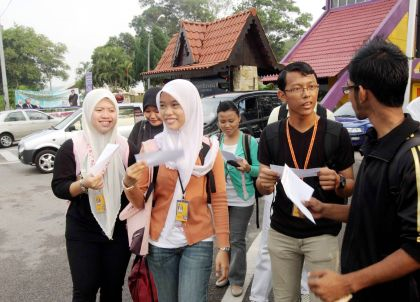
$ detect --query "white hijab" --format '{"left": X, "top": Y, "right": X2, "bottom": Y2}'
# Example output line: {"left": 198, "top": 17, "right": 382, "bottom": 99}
{"left": 154, "top": 79, "right": 219, "bottom": 187}
{"left": 79, "top": 88, "right": 126, "bottom": 239}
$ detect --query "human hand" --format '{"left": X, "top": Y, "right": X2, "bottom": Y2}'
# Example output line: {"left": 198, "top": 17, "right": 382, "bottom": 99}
{"left": 304, "top": 197, "right": 325, "bottom": 219}
{"left": 318, "top": 167, "right": 339, "bottom": 191}
{"left": 83, "top": 174, "right": 104, "bottom": 190}
{"left": 257, "top": 166, "right": 278, "bottom": 194}
{"left": 308, "top": 270, "right": 352, "bottom": 302}
{"left": 215, "top": 250, "right": 229, "bottom": 283}
{"left": 124, "top": 161, "right": 147, "bottom": 187}
{"left": 236, "top": 158, "right": 251, "bottom": 173}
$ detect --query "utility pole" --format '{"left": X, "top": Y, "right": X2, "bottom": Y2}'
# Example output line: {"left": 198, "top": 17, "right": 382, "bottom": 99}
{"left": 0, "top": 23, "right": 9, "bottom": 110}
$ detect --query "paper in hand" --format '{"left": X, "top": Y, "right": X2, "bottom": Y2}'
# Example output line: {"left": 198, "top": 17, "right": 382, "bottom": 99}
{"left": 280, "top": 164, "right": 316, "bottom": 224}
{"left": 270, "top": 164, "right": 320, "bottom": 178}
{"left": 135, "top": 149, "right": 184, "bottom": 167}
{"left": 221, "top": 150, "right": 242, "bottom": 162}
{"left": 90, "top": 144, "right": 120, "bottom": 176}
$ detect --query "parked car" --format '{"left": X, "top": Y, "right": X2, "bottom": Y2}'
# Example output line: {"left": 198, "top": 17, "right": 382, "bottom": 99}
{"left": 39, "top": 106, "right": 79, "bottom": 119}
{"left": 334, "top": 102, "right": 372, "bottom": 148}
{"left": 0, "top": 109, "right": 59, "bottom": 148}
{"left": 18, "top": 103, "right": 143, "bottom": 173}
{"left": 203, "top": 91, "right": 280, "bottom": 137}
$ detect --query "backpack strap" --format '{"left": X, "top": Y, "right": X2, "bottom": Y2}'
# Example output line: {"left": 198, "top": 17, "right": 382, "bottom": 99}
{"left": 388, "top": 130, "right": 420, "bottom": 196}
{"left": 316, "top": 103, "right": 327, "bottom": 119}
{"left": 324, "top": 120, "right": 343, "bottom": 170}
{"left": 278, "top": 103, "right": 288, "bottom": 120}
{"left": 199, "top": 142, "right": 216, "bottom": 204}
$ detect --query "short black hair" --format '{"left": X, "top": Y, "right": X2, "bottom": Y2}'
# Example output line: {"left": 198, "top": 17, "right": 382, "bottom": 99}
{"left": 217, "top": 100, "right": 239, "bottom": 116}
{"left": 277, "top": 61, "right": 318, "bottom": 91}
{"left": 349, "top": 37, "right": 408, "bottom": 107}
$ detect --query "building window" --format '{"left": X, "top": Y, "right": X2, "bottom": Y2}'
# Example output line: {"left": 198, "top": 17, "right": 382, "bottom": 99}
{"left": 331, "top": 0, "right": 369, "bottom": 8}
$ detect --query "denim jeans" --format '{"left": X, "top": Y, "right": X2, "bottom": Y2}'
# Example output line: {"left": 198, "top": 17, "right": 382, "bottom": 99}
{"left": 147, "top": 241, "right": 213, "bottom": 302}
{"left": 228, "top": 205, "right": 254, "bottom": 286}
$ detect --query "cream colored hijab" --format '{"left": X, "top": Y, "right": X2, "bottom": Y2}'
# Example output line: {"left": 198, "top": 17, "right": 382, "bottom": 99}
{"left": 79, "top": 88, "right": 126, "bottom": 239}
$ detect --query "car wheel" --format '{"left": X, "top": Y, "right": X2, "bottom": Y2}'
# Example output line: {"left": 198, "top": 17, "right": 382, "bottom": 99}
{"left": 0, "top": 133, "right": 13, "bottom": 148}
{"left": 35, "top": 149, "right": 56, "bottom": 173}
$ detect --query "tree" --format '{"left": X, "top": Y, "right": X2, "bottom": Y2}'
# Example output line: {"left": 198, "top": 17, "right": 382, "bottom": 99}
{"left": 234, "top": 0, "right": 312, "bottom": 59}
{"left": 74, "top": 61, "right": 92, "bottom": 90}
{"left": 91, "top": 45, "right": 134, "bottom": 89}
{"left": 106, "top": 33, "right": 136, "bottom": 58}
{"left": 2, "top": 25, "right": 69, "bottom": 90}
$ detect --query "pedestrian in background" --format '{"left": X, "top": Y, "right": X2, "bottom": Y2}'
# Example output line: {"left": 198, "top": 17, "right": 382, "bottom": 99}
{"left": 123, "top": 79, "right": 230, "bottom": 302}
{"left": 69, "top": 89, "right": 79, "bottom": 106}
{"left": 307, "top": 37, "right": 420, "bottom": 302}
{"left": 128, "top": 87, "right": 163, "bottom": 149}
{"left": 51, "top": 88, "right": 136, "bottom": 301}
{"left": 215, "top": 101, "right": 259, "bottom": 297}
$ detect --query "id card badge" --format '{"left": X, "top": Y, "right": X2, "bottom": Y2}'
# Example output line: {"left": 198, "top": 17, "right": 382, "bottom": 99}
{"left": 95, "top": 194, "right": 106, "bottom": 213}
{"left": 175, "top": 199, "right": 189, "bottom": 222}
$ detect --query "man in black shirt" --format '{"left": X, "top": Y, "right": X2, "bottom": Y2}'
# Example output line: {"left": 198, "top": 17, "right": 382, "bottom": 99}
{"left": 307, "top": 38, "right": 420, "bottom": 302}
{"left": 256, "top": 62, "right": 355, "bottom": 302}
{"left": 68, "top": 89, "right": 79, "bottom": 106}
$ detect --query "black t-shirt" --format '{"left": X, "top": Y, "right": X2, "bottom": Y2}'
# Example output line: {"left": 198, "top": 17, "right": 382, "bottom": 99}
{"left": 51, "top": 139, "right": 137, "bottom": 243}
{"left": 341, "top": 116, "right": 420, "bottom": 301}
{"left": 258, "top": 118, "right": 354, "bottom": 238}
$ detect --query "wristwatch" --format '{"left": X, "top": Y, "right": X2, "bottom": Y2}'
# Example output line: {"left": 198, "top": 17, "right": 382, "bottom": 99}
{"left": 79, "top": 179, "right": 88, "bottom": 193}
{"left": 338, "top": 174, "right": 346, "bottom": 189}
{"left": 218, "top": 247, "right": 230, "bottom": 252}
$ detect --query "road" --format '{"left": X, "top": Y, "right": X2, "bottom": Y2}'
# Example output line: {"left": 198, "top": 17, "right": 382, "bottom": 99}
{"left": 0, "top": 145, "right": 361, "bottom": 301}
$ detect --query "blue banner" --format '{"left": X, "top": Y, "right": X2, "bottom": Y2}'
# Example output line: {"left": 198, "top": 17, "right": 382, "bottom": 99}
{"left": 14, "top": 89, "right": 80, "bottom": 108}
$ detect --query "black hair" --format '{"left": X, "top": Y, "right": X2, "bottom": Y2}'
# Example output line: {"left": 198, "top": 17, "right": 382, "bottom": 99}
{"left": 217, "top": 100, "right": 239, "bottom": 116}
{"left": 349, "top": 37, "right": 408, "bottom": 107}
{"left": 277, "top": 61, "right": 318, "bottom": 91}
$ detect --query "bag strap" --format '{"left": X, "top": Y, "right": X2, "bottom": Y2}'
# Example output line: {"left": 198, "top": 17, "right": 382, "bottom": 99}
{"left": 316, "top": 103, "right": 327, "bottom": 119}
{"left": 278, "top": 103, "right": 288, "bottom": 120}
{"left": 200, "top": 142, "right": 216, "bottom": 204}
{"left": 324, "top": 120, "right": 342, "bottom": 170}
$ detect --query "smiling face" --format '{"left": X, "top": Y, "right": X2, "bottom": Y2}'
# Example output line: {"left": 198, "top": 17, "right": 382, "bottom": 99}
{"left": 218, "top": 109, "right": 240, "bottom": 137}
{"left": 159, "top": 92, "right": 185, "bottom": 130}
{"left": 280, "top": 71, "right": 319, "bottom": 118}
{"left": 144, "top": 105, "right": 162, "bottom": 127}
{"left": 91, "top": 98, "right": 117, "bottom": 134}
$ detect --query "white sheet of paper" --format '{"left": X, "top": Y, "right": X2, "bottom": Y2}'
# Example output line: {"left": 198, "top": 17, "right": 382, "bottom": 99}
{"left": 221, "top": 150, "right": 242, "bottom": 162}
{"left": 135, "top": 149, "right": 184, "bottom": 167}
{"left": 270, "top": 164, "right": 320, "bottom": 178}
{"left": 90, "top": 144, "right": 120, "bottom": 176}
{"left": 281, "top": 164, "right": 316, "bottom": 224}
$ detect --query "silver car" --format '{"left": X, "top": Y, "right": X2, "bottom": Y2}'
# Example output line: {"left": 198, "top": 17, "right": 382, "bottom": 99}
{"left": 0, "top": 109, "right": 58, "bottom": 148}
{"left": 18, "top": 103, "right": 143, "bottom": 173}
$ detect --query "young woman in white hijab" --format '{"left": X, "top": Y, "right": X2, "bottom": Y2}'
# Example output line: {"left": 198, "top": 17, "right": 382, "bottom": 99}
{"left": 124, "top": 79, "right": 230, "bottom": 302}
{"left": 52, "top": 88, "right": 137, "bottom": 302}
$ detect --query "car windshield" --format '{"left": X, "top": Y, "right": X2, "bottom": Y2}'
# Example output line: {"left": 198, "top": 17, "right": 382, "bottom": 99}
{"left": 53, "top": 109, "right": 82, "bottom": 130}
{"left": 202, "top": 95, "right": 235, "bottom": 125}
{"left": 334, "top": 102, "right": 355, "bottom": 117}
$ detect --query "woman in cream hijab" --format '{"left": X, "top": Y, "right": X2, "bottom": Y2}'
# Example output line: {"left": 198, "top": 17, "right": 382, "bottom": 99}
{"left": 124, "top": 79, "right": 230, "bottom": 302}
{"left": 52, "top": 88, "right": 137, "bottom": 301}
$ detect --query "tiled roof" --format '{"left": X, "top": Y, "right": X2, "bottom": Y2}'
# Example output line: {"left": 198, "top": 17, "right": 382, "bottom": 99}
{"left": 143, "top": 8, "right": 258, "bottom": 75}
{"left": 260, "top": 74, "right": 278, "bottom": 82}
{"left": 283, "top": 0, "right": 398, "bottom": 78}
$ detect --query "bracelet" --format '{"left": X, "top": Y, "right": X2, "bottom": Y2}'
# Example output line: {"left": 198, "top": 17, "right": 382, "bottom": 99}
{"left": 122, "top": 179, "right": 135, "bottom": 191}
{"left": 79, "top": 179, "right": 88, "bottom": 193}
{"left": 218, "top": 247, "right": 230, "bottom": 252}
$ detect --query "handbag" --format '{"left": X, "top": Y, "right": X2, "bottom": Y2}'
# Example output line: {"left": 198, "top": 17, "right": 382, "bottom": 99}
{"left": 128, "top": 255, "right": 158, "bottom": 302}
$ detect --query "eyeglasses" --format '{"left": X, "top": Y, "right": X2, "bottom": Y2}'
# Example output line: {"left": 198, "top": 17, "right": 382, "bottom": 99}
{"left": 284, "top": 84, "right": 319, "bottom": 95}
{"left": 342, "top": 85, "right": 358, "bottom": 95}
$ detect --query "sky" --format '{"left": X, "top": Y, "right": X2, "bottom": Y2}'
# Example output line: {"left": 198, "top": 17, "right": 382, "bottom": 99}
{"left": 0, "top": 0, "right": 325, "bottom": 89}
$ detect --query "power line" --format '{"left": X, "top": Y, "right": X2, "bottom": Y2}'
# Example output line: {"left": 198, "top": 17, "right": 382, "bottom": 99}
{"left": 0, "top": 0, "right": 14, "bottom": 18}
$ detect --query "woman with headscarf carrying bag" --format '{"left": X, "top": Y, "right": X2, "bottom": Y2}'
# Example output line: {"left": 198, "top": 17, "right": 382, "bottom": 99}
{"left": 123, "top": 79, "right": 230, "bottom": 302}
{"left": 51, "top": 88, "right": 137, "bottom": 301}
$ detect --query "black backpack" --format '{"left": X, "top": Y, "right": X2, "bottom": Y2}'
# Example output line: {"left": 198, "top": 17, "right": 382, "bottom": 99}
{"left": 278, "top": 103, "right": 327, "bottom": 120}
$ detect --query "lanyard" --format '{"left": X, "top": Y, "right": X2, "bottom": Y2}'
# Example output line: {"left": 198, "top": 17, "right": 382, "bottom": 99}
{"left": 286, "top": 117, "right": 318, "bottom": 170}
{"left": 177, "top": 170, "right": 186, "bottom": 199}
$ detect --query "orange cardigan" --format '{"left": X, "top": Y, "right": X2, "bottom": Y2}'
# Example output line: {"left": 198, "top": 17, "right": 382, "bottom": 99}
{"left": 125, "top": 151, "right": 229, "bottom": 248}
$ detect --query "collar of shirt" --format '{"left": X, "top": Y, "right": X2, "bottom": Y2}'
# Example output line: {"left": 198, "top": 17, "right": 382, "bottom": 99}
{"left": 361, "top": 114, "right": 419, "bottom": 162}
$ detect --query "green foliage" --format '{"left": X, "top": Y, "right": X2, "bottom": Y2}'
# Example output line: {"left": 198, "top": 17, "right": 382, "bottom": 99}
{"left": 234, "top": 0, "right": 312, "bottom": 59}
{"left": 106, "top": 33, "right": 136, "bottom": 58}
{"left": 91, "top": 45, "right": 134, "bottom": 89}
{"left": 2, "top": 25, "right": 69, "bottom": 90}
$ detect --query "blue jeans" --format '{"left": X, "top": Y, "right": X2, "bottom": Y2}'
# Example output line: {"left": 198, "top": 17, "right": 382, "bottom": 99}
{"left": 147, "top": 241, "right": 213, "bottom": 302}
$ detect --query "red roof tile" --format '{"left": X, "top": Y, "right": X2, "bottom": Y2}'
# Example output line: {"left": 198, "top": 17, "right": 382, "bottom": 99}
{"left": 143, "top": 8, "right": 259, "bottom": 75}
{"left": 283, "top": 0, "right": 398, "bottom": 78}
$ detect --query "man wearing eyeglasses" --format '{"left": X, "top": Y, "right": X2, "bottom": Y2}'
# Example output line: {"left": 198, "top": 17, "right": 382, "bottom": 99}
{"left": 306, "top": 38, "right": 420, "bottom": 302}
{"left": 256, "top": 61, "right": 355, "bottom": 302}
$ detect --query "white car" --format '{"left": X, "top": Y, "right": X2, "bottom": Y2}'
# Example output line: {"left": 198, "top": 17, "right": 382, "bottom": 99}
{"left": 18, "top": 103, "right": 143, "bottom": 173}
{"left": 0, "top": 109, "right": 59, "bottom": 148}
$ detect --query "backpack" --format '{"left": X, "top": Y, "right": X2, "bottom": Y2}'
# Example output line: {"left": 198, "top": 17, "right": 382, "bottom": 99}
{"left": 242, "top": 133, "right": 261, "bottom": 228}
{"left": 278, "top": 103, "right": 327, "bottom": 120}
